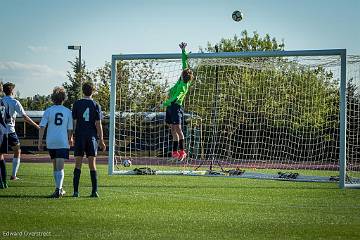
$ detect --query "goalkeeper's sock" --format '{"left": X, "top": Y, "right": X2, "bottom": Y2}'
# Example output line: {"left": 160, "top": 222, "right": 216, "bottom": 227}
{"left": 73, "top": 168, "right": 81, "bottom": 193}
{"left": 0, "top": 160, "right": 7, "bottom": 184}
{"left": 90, "top": 170, "right": 98, "bottom": 194}
{"left": 172, "top": 141, "right": 179, "bottom": 152}
{"left": 179, "top": 139, "right": 184, "bottom": 150}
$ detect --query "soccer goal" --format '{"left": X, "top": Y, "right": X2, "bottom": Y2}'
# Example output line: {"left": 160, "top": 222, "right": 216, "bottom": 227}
{"left": 108, "top": 49, "right": 360, "bottom": 189}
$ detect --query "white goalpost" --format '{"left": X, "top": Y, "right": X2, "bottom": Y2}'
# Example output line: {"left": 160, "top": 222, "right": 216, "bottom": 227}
{"left": 108, "top": 49, "right": 360, "bottom": 189}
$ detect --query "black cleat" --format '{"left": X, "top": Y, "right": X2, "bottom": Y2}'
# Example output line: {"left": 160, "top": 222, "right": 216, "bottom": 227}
{"left": 0, "top": 182, "right": 8, "bottom": 189}
{"left": 50, "top": 189, "right": 61, "bottom": 198}
{"left": 49, "top": 188, "right": 65, "bottom": 198}
{"left": 90, "top": 192, "right": 99, "bottom": 198}
{"left": 72, "top": 192, "right": 79, "bottom": 198}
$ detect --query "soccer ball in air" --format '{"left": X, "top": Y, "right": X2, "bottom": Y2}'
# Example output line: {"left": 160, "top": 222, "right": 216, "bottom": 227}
{"left": 123, "top": 159, "right": 132, "bottom": 167}
{"left": 232, "top": 10, "right": 243, "bottom": 22}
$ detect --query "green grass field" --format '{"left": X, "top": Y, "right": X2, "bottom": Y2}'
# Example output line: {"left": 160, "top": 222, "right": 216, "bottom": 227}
{"left": 0, "top": 163, "right": 359, "bottom": 240}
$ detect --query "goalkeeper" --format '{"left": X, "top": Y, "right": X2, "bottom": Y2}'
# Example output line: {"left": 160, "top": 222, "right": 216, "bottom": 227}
{"left": 161, "top": 42, "right": 194, "bottom": 161}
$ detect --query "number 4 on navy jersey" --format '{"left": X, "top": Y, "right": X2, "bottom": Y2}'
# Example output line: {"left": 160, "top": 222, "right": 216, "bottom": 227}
{"left": 83, "top": 108, "right": 90, "bottom": 122}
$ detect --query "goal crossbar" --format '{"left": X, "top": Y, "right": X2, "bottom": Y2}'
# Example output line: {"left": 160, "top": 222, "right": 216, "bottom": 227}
{"left": 111, "top": 49, "right": 346, "bottom": 60}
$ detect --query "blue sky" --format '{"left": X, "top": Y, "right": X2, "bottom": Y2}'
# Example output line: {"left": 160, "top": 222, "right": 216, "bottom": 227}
{"left": 0, "top": 0, "right": 359, "bottom": 97}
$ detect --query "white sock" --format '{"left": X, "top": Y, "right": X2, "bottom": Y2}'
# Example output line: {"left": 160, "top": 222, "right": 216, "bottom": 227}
{"left": 58, "top": 169, "right": 64, "bottom": 190}
{"left": 53, "top": 171, "right": 58, "bottom": 189}
{"left": 55, "top": 171, "right": 62, "bottom": 189}
{"left": 12, "top": 158, "right": 20, "bottom": 177}
{"left": 54, "top": 170, "right": 64, "bottom": 189}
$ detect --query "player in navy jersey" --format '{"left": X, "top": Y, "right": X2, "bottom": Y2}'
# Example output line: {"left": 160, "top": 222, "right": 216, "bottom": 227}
{"left": 38, "top": 87, "right": 73, "bottom": 198}
{"left": 72, "top": 81, "right": 106, "bottom": 198}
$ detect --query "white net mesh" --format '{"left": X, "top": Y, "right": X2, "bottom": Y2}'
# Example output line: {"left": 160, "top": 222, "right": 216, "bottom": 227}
{"left": 111, "top": 54, "right": 360, "bottom": 184}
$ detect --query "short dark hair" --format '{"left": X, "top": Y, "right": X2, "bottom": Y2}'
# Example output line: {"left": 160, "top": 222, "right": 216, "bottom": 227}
{"left": 3, "top": 82, "right": 15, "bottom": 96}
{"left": 51, "top": 86, "right": 67, "bottom": 105}
{"left": 82, "top": 81, "right": 95, "bottom": 97}
{"left": 182, "top": 69, "right": 194, "bottom": 83}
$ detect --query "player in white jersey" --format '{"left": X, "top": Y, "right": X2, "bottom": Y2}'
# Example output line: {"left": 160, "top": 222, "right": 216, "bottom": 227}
{"left": 0, "top": 83, "right": 10, "bottom": 189}
{"left": 2, "top": 82, "right": 40, "bottom": 180}
{"left": 38, "top": 86, "right": 73, "bottom": 198}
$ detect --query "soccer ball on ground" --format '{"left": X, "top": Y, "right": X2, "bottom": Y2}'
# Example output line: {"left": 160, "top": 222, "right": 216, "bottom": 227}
{"left": 123, "top": 159, "right": 132, "bottom": 167}
{"left": 232, "top": 10, "right": 243, "bottom": 22}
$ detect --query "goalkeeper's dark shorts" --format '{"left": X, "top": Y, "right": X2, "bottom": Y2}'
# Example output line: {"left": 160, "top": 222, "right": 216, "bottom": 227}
{"left": 165, "top": 102, "right": 184, "bottom": 125}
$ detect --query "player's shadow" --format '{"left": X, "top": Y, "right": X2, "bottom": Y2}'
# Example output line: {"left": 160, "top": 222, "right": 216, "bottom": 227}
{"left": 0, "top": 194, "right": 50, "bottom": 199}
{"left": 100, "top": 184, "right": 338, "bottom": 190}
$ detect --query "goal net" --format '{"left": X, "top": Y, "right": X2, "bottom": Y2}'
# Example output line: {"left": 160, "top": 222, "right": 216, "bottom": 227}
{"left": 108, "top": 50, "right": 360, "bottom": 188}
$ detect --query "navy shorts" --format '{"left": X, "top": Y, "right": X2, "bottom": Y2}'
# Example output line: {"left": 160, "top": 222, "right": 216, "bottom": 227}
{"left": 165, "top": 103, "right": 184, "bottom": 125}
{"left": 48, "top": 149, "right": 69, "bottom": 160}
{"left": 8, "top": 132, "right": 20, "bottom": 147}
{"left": 0, "top": 134, "right": 8, "bottom": 154}
{"left": 74, "top": 135, "right": 98, "bottom": 157}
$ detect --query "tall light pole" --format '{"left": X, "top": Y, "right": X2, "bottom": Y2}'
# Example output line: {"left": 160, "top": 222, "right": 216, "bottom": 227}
{"left": 68, "top": 45, "right": 82, "bottom": 97}
{"left": 68, "top": 45, "right": 81, "bottom": 72}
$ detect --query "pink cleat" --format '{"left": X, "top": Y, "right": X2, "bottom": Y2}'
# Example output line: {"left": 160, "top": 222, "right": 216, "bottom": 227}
{"left": 178, "top": 150, "right": 187, "bottom": 161}
{"left": 171, "top": 151, "right": 180, "bottom": 158}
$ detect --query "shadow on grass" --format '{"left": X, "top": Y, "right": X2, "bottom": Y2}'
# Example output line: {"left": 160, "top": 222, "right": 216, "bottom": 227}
{"left": 2, "top": 185, "right": 53, "bottom": 188}
{"left": 0, "top": 193, "right": 103, "bottom": 199}
{"left": 3, "top": 181, "right": 339, "bottom": 191}
{"left": 0, "top": 194, "right": 51, "bottom": 199}
{"left": 100, "top": 184, "right": 338, "bottom": 190}
{"left": 3, "top": 181, "right": 339, "bottom": 190}
{"left": 5, "top": 184, "right": 94, "bottom": 188}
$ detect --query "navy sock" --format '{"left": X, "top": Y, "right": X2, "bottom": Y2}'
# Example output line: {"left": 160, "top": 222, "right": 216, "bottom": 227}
{"left": 90, "top": 170, "right": 98, "bottom": 193}
{"left": 172, "top": 141, "right": 179, "bottom": 152}
{"left": 0, "top": 160, "right": 6, "bottom": 184}
{"left": 73, "top": 168, "right": 81, "bottom": 193}
{"left": 179, "top": 139, "right": 184, "bottom": 151}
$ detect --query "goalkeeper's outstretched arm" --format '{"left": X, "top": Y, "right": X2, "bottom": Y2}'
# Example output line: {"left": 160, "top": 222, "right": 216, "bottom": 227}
{"left": 179, "top": 42, "right": 189, "bottom": 70}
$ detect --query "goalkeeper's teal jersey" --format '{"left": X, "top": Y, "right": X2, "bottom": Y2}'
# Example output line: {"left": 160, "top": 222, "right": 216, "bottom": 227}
{"left": 163, "top": 49, "right": 191, "bottom": 107}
